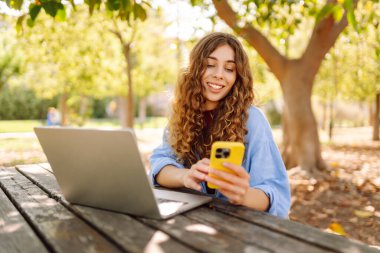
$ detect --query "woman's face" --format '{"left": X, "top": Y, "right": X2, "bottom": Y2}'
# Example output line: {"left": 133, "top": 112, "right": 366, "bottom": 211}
{"left": 201, "top": 44, "right": 237, "bottom": 111}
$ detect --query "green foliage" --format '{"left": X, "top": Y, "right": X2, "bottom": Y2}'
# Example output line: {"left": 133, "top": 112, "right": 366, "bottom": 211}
{"left": 92, "top": 98, "right": 109, "bottom": 118}
{"left": 23, "top": 8, "right": 126, "bottom": 118}
{"left": 315, "top": 1, "right": 380, "bottom": 110}
{"left": 264, "top": 100, "right": 282, "bottom": 126}
{"left": 0, "top": 85, "right": 57, "bottom": 120}
{"left": 131, "top": 11, "right": 177, "bottom": 98}
{"left": 3, "top": 0, "right": 150, "bottom": 29}
{"left": 0, "top": 24, "right": 22, "bottom": 90}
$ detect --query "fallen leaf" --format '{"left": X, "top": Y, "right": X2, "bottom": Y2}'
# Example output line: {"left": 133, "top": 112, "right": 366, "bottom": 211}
{"left": 328, "top": 222, "right": 347, "bottom": 236}
{"left": 353, "top": 210, "right": 374, "bottom": 218}
{"left": 349, "top": 217, "right": 358, "bottom": 223}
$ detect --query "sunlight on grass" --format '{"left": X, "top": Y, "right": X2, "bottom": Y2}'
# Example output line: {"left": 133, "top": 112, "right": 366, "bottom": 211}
{"left": 0, "top": 120, "right": 44, "bottom": 133}
{"left": 0, "top": 117, "right": 168, "bottom": 133}
{"left": 0, "top": 117, "right": 167, "bottom": 167}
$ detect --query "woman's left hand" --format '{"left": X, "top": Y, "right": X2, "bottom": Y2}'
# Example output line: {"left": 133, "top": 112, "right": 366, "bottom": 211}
{"left": 205, "top": 162, "right": 250, "bottom": 205}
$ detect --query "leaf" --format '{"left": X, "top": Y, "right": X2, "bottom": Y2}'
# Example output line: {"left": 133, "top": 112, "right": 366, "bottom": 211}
{"left": 354, "top": 210, "right": 374, "bottom": 218}
{"left": 42, "top": 2, "right": 64, "bottom": 18}
{"left": 29, "top": 4, "right": 42, "bottom": 21}
{"left": 141, "top": 0, "right": 151, "bottom": 8}
{"left": 85, "top": 0, "right": 101, "bottom": 15}
{"left": 347, "top": 10, "right": 358, "bottom": 32}
{"left": 7, "top": 0, "right": 23, "bottom": 10}
{"left": 133, "top": 3, "right": 147, "bottom": 21}
{"left": 343, "top": 0, "right": 353, "bottom": 11}
{"left": 328, "top": 222, "right": 347, "bottom": 236}
{"left": 332, "top": 5, "right": 344, "bottom": 23}
{"left": 15, "top": 14, "right": 26, "bottom": 34}
{"left": 55, "top": 8, "right": 66, "bottom": 22}
{"left": 26, "top": 17, "right": 35, "bottom": 28}
{"left": 68, "top": 0, "right": 76, "bottom": 11}
{"left": 121, "top": 0, "right": 131, "bottom": 12}
{"left": 316, "top": 3, "right": 335, "bottom": 24}
{"left": 105, "top": 0, "right": 117, "bottom": 11}
{"left": 190, "top": 0, "right": 204, "bottom": 6}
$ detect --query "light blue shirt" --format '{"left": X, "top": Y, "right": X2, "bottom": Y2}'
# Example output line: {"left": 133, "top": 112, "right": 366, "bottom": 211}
{"left": 149, "top": 106, "right": 291, "bottom": 218}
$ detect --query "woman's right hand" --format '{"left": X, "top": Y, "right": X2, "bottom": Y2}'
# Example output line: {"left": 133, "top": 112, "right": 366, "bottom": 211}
{"left": 182, "top": 158, "right": 210, "bottom": 191}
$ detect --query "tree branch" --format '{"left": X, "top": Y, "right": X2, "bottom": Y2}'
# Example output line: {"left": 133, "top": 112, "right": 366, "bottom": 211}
{"left": 212, "top": 0, "right": 287, "bottom": 82}
{"left": 302, "top": 0, "right": 357, "bottom": 77}
{"left": 109, "top": 18, "right": 125, "bottom": 45}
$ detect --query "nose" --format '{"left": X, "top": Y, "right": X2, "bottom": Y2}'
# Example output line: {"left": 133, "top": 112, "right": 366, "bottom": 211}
{"left": 213, "top": 66, "right": 224, "bottom": 80}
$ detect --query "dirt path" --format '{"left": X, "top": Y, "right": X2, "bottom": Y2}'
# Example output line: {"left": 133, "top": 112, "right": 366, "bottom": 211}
{"left": 289, "top": 142, "right": 380, "bottom": 247}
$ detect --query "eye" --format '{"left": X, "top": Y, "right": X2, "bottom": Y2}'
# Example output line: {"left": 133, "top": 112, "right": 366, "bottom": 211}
{"left": 225, "top": 68, "right": 234, "bottom": 72}
{"left": 207, "top": 64, "right": 215, "bottom": 68}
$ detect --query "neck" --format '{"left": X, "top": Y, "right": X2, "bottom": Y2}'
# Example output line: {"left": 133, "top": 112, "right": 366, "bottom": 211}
{"left": 203, "top": 102, "right": 218, "bottom": 111}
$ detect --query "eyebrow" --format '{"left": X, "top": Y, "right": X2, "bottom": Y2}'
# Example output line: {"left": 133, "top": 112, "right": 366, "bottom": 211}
{"left": 207, "top": 56, "right": 236, "bottom": 64}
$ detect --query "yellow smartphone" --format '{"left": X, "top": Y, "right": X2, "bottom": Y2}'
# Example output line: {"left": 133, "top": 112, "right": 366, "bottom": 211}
{"left": 207, "top": 141, "right": 245, "bottom": 189}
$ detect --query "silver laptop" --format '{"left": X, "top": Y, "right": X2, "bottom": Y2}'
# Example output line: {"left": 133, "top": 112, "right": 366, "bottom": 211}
{"left": 34, "top": 127, "right": 212, "bottom": 219}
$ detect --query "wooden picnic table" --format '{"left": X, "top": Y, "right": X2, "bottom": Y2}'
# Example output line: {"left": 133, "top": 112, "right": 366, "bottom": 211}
{"left": 0, "top": 163, "right": 378, "bottom": 253}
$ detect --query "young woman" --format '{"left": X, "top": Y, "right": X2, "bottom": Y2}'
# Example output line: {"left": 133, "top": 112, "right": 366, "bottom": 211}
{"left": 150, "top": 32, "right": 290, "bottom": 218}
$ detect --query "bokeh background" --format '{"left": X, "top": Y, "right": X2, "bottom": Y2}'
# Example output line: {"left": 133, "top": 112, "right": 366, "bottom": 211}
{"left": 0, "top": 0, "right": 379, "bottom": 247}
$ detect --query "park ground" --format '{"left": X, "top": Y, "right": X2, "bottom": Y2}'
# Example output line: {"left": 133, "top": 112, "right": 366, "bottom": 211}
{"left": 0, "top": 126, "right": 379, "bottom": 248}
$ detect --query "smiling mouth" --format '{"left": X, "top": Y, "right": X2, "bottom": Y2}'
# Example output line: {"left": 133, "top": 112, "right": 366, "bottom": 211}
{"left": 207, "top": 82, "right": 224, "bottom": 90}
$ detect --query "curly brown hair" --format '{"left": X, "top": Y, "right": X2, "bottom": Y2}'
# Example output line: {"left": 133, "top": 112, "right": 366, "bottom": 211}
{"left": 168, "top": 32, "right": 254, "bottom": 168}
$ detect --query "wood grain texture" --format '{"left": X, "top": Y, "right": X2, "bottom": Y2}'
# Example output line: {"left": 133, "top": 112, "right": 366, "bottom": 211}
{"left": 0, "top": 178, "right": 49, "bottom": 253}
{"left": 17, "top": 164, "right": 195, "bottom": 253}
{"left": 139, "top": 215, "right": 271, "bottom": 253}
{"left": 210, "top": 200, "right": 378, "bottom": 253}
{"left": 185, "top": 207, "right": 333, "bottom": 253}
{"left": 37, "top": 163, "right": 53, "bottom": 173}
{"left": 0, "top": 168, "right": 122, "bottom": 253}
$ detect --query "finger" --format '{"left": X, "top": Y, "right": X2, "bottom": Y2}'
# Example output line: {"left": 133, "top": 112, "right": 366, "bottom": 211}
{"left": 209, "top": 168, "right": 249, "bottom": 189}
{"left": 185, "top": 179, "right": 202, "bottom": 191}
{"left": 218, "top": 188, "right": 242, "bottom": 204}
{"left": 222, "top": 162, "right": 249, "bottom": 179}
{"left": 206, "top": 175, "right": 245, "bottom": 195}
{"left": 200, "top": 158, "right": 210, "bottom": 165}
{"left": 192, "top": 163, "right": 210, "bottom": 174}
{"left": 191, "top": 170, "right": 207, "bottom": 181}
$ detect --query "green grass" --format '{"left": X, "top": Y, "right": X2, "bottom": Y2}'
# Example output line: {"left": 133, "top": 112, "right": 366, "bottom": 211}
{"left": 0, "top": 120, "right": 45, "bottom": 133}
{"left": 0, "top": 138, "right": 41, "bottom": 150}
{"left": 0, "top": 117, "right": 168, "bottom": 133}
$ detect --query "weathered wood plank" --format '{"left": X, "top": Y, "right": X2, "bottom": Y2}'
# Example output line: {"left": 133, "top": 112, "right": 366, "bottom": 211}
{"left": 0, "top": 177, "right": 49, "bottom": 253}
{"left": 20, "top": 166, "right": 269, "bottom": 252}
{"left": 0, "top": 168, "right": 122, "bottom": 253}
{"left": 17, "top": 164, "right": 196, "bottom": 253}
{"left": 138, "top": 215, "right": 271, "bottom": 253}
{"left": 37, "top": 163, "right": 53, "bottom": 173}
{"left": 185, "top": 207, "right": 333, "bottom": 253}
{"left": 211, "top": 201, "right": 379, "bottom": 253}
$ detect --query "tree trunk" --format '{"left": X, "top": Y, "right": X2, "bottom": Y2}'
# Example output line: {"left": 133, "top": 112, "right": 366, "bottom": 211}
{"left": 118, "top": 42, "right": 134, "bottom": 129}
{"left": 281, "top": 60, "right": 325, "bottom": 171}
{"left": 110, "top": 24, "right": 136, "bottom": 129}
{"left": 119, "top": 96, "right": 129, "bottom": 128}
{"left": 59, "top": 93, "right": 68, "bottom": 126}
{"left": 373, "top": 93, "right": 380, "bottom": 141}
{"left": 322, "top": 101, "right": 327, "bottom": 130}
{"left": 124, "top": 43, "right": 134, "bottom": 128}
{"left": 138, "top": 97, "right": 147, "bottom": 124}
{"left": 369, "top": 100, "right": 374, "bottom": 126}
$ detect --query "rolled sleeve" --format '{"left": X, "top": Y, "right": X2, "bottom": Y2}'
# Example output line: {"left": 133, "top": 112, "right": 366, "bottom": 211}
{"left": 149, "top": 128, "right": 184, "bottom": 186}
{"left": 245, "top": 107, "right": 291, "bottom": 218}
